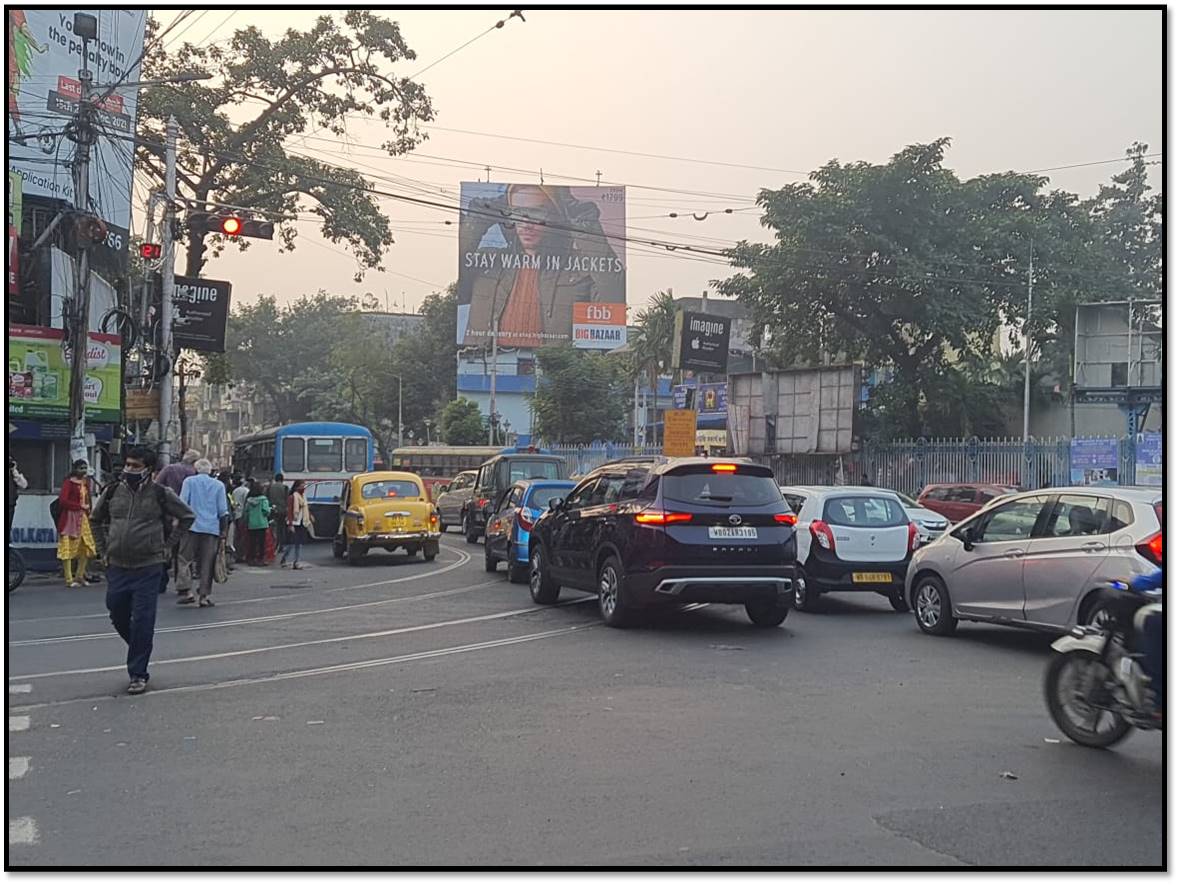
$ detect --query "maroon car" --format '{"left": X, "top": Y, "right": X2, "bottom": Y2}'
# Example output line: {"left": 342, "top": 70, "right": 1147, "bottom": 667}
{"left": 916, "top": 483, "right": 1019, "bottom": 523}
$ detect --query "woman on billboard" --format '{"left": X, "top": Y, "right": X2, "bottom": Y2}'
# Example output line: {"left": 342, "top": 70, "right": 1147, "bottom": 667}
{"left": 459, "top": 183, "right": 625, "bottom": 347}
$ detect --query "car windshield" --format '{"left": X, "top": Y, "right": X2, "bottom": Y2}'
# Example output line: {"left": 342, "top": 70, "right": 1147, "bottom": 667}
{"left": 895, "top": 492, "right": 919, "bottom": 508}
{"left": 361, "top": 480, "right": 421, "bottom": 499}
{"left": 663, "top": 468, "right": 782, "bottom": 507}
{"left": 823, "top": 495, "right": 908, "bottom": 527}
{"left": 507, "top": 460, "right": 564, "bottom": 483}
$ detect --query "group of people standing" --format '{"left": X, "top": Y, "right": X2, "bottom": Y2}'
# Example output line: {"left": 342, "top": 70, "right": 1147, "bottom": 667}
{"left": 228, "top": 471, "right": 315, "bottom": 569}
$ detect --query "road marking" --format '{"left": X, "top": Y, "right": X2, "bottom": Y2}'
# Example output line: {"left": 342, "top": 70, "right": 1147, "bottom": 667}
{"left": 12, "top": 623, "right": 599, "bottom": 711}
{"left": 9, "top": 757, "right": 29, "bottom": 780}
{"left": 11, "top": 596, "right": 597, "bottom": 681}
{"left": 8, "top": 716, "right": 29, "bottom": 732}
{"left": 6, "top": 544, "right": 472, "bottom": 625}
{"left": 10, "top": 577, "right": 500, "bottom": 647}
{"left": 8, "top": 684, "right": 32, "bottom": 694}
{"left": 9, "top": 817, "right": 39, "bottom": 845}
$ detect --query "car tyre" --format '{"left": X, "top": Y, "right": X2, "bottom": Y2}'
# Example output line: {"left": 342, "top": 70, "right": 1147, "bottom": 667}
{"left": 912, "top": 574, "right": 957, "bottom": 636}
{"left": 597, "top": 555, "right": 634, "bottom": 628}
{"left": 484, "top": 543, "right": 498, "bottom": 573}
{"left": 422, "top": 541, "right": 439, "bottom": 562}
{"left": 332, "top": 536, "right": 345, "bottom": 560}
{"left": 508, "top": 561, "right": 529, "bottom": 584}
{"left": 347, "top": 542, "right": 367, "bottom": 566}
{"left": 746, "top": 598, "right": 790, "bottom": 628}
{"left": 529, "top": 546, "right": 560, "bottom": 604}
{"left": 464, "top": 511, "right": 480, "bottom": 545}
{"left": 793, "top": 567, "right": 820, "bottom": 612}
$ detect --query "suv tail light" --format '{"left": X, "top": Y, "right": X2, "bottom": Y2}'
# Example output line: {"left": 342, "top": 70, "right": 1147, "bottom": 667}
{"left": 908, "top": 521, "right": 920, "bottom": 552}
{"left": 810, "top": 519, "right": 835, "bottom": 552}
{"left": 476, "top": 498, "right": 489, "bottom": 509}
{"left": 711, "top": 463, "right": 738, "bottom": 473}
{"left": 1136, "top": 531, "right": 1162, "bottom": 567}
{"left": 517, "top": 509, "right": 534, "bottom": 531}
{"left": 634, "top": 510, "right": 693, "bottom": 526}
{"left": 773, "top": 512, "right": 797, "bottom": 526}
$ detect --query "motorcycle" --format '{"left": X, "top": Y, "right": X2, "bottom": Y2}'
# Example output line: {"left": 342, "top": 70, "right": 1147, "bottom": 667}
{"left": 1044, "top": 581, "right": 1162, "bottom": 748}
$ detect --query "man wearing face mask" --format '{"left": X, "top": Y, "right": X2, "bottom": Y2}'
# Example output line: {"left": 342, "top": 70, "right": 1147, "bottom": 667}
{"left": 91, "top": 447, "right": 195, "bottom": 695}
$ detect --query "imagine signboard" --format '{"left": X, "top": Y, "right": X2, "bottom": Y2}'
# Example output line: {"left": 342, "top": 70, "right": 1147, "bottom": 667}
{"left": 672, "top": 310, "right": 731, "bottom": 374}
{"left": 456, "top": 182, "right": 626, "bottom": 348}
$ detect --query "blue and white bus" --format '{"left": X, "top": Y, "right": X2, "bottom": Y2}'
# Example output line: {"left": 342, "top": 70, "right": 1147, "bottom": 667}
{"left": 232, "top": 422, "right": 375, "bottom": 483}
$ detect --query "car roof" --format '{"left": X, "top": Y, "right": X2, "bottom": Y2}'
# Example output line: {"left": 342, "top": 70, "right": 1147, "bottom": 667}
{"left": 649, "top": 457, "right": 766, "bottom": 476}
{"left": 780, "top": 485, "right": 902, "bottom": 498}
{"left": 1016, "top": 486, "right": 1161, "bottom": 502}
{"left": 352, "top": 471, "right": 422, "bottom": 484}
{"left": 517, "top": 479, "right": 575, "bottom": 489}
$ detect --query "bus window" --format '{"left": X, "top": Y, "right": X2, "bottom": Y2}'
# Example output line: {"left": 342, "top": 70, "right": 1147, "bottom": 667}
{"left": 307, "top": 438, "right": 342, "bottom": 472}
{"left": 345, "top": 438, "right": 368, "bottom": 472}
{"left": 282, "top": 438, "right": 306, "bottom": 474}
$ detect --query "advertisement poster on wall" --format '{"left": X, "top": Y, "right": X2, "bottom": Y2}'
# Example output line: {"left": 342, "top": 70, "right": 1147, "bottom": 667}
{"left": 673, "top": 382, "right": 728, "bottom": 427}
{"left": 456, "top": 182, "right": 626, "bottom": 348}
{"left": 1134, "top": 433, "right": 1161, "bottom": 487}
{"left": 7, "top": 324, "right": 122, "bottom": 423}
{"left": 1069, "top": 438, "right": 1120, "bottom": 487}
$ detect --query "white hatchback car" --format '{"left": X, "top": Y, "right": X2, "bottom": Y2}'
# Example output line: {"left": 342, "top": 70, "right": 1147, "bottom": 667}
{"left": 906, "top": 486, "right": 1163, "bottom": 636}
{"left": 780, "top": 486, "right": 920, "bottom": 612}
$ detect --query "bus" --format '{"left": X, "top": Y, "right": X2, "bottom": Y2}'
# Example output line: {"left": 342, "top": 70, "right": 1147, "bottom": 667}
{"left": 233, "top": 422, "right": 375, "bottom": 482}
{"left": 389, "top": 445, "right": 503, "bottom": 479}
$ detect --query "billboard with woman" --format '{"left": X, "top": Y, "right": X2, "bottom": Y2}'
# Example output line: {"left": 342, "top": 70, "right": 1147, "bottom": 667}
{"left": 456, "top": 182, "right": 626, "bottom": 348}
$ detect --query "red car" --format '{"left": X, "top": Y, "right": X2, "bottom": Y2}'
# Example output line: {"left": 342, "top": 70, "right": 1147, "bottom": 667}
{"left": 915, "top": 483, "right": 1019, "bottom": 523}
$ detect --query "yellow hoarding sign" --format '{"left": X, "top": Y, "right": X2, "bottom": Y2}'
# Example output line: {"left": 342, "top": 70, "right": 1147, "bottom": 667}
{"left": 663, "top": 409, "right": 697, "bottom": 457}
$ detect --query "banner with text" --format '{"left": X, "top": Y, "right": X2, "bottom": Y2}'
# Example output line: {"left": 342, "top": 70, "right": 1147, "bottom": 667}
{"left": 1069, "top": 437, "right": 1120, "bottom": 487}
{"left": 172, "top": 275, "right": 232, "bottom": 353}
{"left": 456, "top": 182, "right": 626, "bottom": 347}
{"left": 8, "top": 323, "right": 121, "bottom": 423}
{"left": 572, "top": 301, "right": 627, "bottom": 350}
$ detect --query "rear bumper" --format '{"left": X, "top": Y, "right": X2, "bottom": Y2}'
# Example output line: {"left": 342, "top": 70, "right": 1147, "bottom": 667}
{"left": 804, "top": 554, "right": 908, "bottom": 591}
{"left": 627, "top": 565, "right": 796, "bottom": 607}
{"left": 356, "top": 531, "right": 441, "bottom": 545}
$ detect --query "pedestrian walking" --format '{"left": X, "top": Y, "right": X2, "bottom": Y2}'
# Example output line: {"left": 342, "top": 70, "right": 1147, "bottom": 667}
{"left": 156, "top": 449, "right": 200, "bottom": 596}
{"left": 55, "top": 459, "right": 97, "bottom": 588}
{"left": 244, "top": 481, "right": 272, "bottom": 566}
{"left": 218, "top": 471, "right": 238, "bottom": 570}
{"left": 8, "top": 455, "right": 28, "bottom": 543}
{"left": 90, "top": 446, "right": 195, "bottom": 695}
{"left": 232, "top": 476, "right": 251, "bottom": 562}
{"left": 267, "top": 473, "right": 290, "bottom": 555}
{"left": 281, "top": 480, "right": 315, "bottom": 570}
{"left": 178, "top": 459, "right": 230, "bottom": 608}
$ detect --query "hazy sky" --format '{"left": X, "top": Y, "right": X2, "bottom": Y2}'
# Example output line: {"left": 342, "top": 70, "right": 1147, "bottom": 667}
{"left": 143, "top": 7, "right": 1163, "bottom": 314}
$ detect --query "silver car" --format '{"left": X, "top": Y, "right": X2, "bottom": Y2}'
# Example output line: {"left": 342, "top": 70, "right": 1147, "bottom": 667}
{"left": 907, "top": 487, "right": 1162, "bottom": 636}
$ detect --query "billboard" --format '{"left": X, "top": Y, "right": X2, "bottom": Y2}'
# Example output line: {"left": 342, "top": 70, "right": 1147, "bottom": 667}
{"left": 572, "top": 301, "right": 627, "bottom": 350}
{"left": 672, "top": 310, "right": 731, "bottom": 374}
{"left": 172, "top": 275, "right": 232, "bottom": 353}
{"left": 456, "top": 182, "right": 626, "bottom": 348}
{"left": 8, "top": 324, "right": 122, "bottom": 423}
{"left": 673, "top": 382, "right": 727, "bottom": 428}
{"left": 1135, "top": 433, "right": 1161, "bottom": 487}
{"left": 7, "top": 10, "right": 147, "bottom": 258}
{"left": 1069, "top": 438, "right": 1119, "bottom": 487}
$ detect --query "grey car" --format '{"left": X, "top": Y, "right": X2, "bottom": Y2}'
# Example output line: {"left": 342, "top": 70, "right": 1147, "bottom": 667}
{"left": 906, "top": 486, "right": 1162, "bottom": 636}
{"left": 434, "top": 470, "right": 477, "bottom": 533}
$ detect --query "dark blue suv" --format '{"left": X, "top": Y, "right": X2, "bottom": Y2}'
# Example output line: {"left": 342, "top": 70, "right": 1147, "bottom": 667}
{"left": 527, "top": 458, "right": 798, "bottom": 628}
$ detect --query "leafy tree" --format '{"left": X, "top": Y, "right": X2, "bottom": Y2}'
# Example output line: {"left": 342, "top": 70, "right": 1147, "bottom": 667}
{"left": 719, "top": 138, "right": 1130, "bottom": 438}
{"left": 627, "top": 290, "right": 677, "bottom": 440}
{"left": 531, "top": 344, "right": 628, "bottom": 444}
{"left": 1085, "top": 142, "right": 1162, "bottom": 299}
{"left": 439, "top": 398, "right": 485, "bottom": 446}
{"left": 138, "top": 12, "right": 434, "bottom": 278}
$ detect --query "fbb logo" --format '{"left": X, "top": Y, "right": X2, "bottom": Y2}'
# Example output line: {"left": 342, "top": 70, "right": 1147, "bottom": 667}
{"left": 574, "top": 302, "right": 627, "bottom": 325}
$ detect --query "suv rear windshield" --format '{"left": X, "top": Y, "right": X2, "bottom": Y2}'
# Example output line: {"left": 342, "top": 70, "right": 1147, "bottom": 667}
{"left": 662, "top": 467, "right": 782, "bottom": 507}
{"left": 823, "top": 495, "right": 908, "bottom": 527}
{"left": 493, "top": 459, "right": 564, "bottom": 486}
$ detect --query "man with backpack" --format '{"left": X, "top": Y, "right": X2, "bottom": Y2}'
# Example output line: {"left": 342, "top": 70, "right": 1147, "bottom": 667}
{"left": 91, "top": 446, "right": 195, "bottom": 695}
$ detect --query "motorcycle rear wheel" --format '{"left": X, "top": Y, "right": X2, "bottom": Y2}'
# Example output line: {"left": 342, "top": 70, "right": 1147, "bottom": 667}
{"left": 1044, "top": 650, "right": 1133, "bottom": 749}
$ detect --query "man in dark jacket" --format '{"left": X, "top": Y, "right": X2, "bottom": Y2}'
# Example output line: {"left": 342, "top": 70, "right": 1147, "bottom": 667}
{"left": 91, "top": 446, "right": 195, "bottom": 694}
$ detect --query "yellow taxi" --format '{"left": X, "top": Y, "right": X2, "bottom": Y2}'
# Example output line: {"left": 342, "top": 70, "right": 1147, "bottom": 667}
{"left": 331, "top": 471, "right": 441, "bottom": 565}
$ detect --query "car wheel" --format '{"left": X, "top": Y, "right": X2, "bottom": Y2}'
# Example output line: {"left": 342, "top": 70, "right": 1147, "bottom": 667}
{"left": 888, "top": 588, "right": 909, "bottom": 612}
{"left": 422, "top": 541, "right": 439, "bottom": 562}
{"left": 1081, "top": 594, "right": 1115, "bottom": 630}
{"left": 529, "top": 547, "right": 560, "bottom": 604}
{"left": 913, "top": 574, "right": 957, "bottom": 636}
{"left": 793, "top": 567, "right": 819, "bottom": 612}
{"left": 347, "top": 542, "right": 367, "bottom": 566}
{"left": 438, "top": 518, "right": 449, "bottom": 534}
{"left": 597, "top": 555, "right": 634, "bottom": 628}
{"left": 464, "top": 512, "right": 480, "bottom": 544}
{"left": 746, "top": 598, "right": 790, "bottom": 628}
{"left": 332, "top": 537, "right": 345, "bottom": 560}
{"left": 508, "top": 561, "right": 529, "bottom": 584}
{"left": 484, "top": 542, "right": 498, "bottom": 573}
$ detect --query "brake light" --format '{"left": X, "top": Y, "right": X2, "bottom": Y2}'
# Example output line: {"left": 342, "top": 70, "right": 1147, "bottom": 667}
{"left": 476, "top": 498, "right": 489, "bottom": 509}
{"left": 517, "top": 509, "right": 534, "bottom": 531}
{"left": 810, "top": 519, "right": 835, "bottom": 552}
{"left": 1136, "top": 531, "right": 1162, "bottom": 567}
{"left": 711, "top": 463, "right": 738, "bottom": 473}
{"left": 429, "top": 511, "right": 439, "bottom": 526}
{"left": 908, "top": 521, "right": 920, "bottom": 552}
{"left": 634, "top": 510, "right": 693, "bottom": 526}
{"left": 773, "top": 512, "right": 797, "bottom": 526}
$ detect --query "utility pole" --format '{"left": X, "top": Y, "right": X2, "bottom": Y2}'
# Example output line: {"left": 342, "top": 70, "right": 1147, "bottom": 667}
{"left": 158, "top": 115, "right": 178, "bottom": 466}
{"left": 1022, "top": 239, "right": 1034, "bottom": 442}
{"left": 488, "top": 315, "right": 499, "bottom": 445}
{"left": 66, "top": 15, "right": 97, "bottom": 466}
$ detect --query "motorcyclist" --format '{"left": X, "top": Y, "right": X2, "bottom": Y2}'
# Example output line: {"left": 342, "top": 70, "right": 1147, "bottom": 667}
{"left": 1129, "top": 568, "right": 1162, "bottom": 717}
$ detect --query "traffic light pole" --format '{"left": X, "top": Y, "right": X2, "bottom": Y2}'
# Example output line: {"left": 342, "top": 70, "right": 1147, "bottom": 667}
{"left": 158, "top": 115, "right": 178, "bottom": 468}
{"left": 66, "top": 41, "right": 95, "bottom": 466}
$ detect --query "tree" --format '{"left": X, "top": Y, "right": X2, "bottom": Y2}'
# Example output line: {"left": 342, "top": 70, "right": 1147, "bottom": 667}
{"left": 627, "top": 289, "right": 677, "bottom": 439}
{"left": 439, "top": 398, "right": 485, "bottom": 446}
{"left": 719, "top": 138, "right": 1130, "bottom": 438}
{"left": 138, "top": 12, "right": 434, "bottom": 278}
{"left": 1085, "top": 142, "right": 1162, "bottom": 299}
{"left": 531, "top": 344, "right": 628, "bottom": 444}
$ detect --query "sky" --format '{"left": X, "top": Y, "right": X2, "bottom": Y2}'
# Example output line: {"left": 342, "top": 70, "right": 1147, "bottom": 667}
{"left": 138, "top": 7, "right": 1163, "bottom": 315}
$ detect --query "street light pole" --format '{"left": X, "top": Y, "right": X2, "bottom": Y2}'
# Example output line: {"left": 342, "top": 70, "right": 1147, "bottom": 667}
{"left": 1022, "top": 239, "right": 1034, "bottom": 442}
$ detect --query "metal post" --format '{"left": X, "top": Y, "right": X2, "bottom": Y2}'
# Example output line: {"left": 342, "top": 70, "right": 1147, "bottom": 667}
{"left": 158, "top": 116, "right": 179, "bottom": 467}
{"left": 488, "top": 315, "right": 498, "bottom": 445}
{"left": 1022, "top": 239, "right": 1034, "bottom": 442}
{"left": 66, "top": 34, "right": 95, "bottom": 465}
{"left": 397, "top": 374, "right": 404, "bottom": 449}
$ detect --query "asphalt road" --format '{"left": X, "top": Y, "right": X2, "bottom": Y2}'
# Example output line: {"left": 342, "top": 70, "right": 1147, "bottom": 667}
{"left": 7, "top": 535, "right": 1163, "bottom": 867}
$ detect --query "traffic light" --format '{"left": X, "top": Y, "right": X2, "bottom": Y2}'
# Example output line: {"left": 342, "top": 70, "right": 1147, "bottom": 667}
{"left": 186, "top": 211, "right": 275, "bottom": 240}
{"left": 139, "top": 242, "right": 162, "bottom": 260}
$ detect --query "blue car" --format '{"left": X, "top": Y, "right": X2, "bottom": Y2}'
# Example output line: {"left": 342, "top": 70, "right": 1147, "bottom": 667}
{"left": 484, "top": 479, "right": 577, "bottom": 583}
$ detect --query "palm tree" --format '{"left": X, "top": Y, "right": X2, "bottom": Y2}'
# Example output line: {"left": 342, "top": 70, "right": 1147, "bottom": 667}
{"left": 630, "top": 290, "right": 677, "bottom": 443}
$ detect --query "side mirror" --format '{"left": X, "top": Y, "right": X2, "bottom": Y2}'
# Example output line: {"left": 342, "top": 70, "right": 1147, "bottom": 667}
{"left": 437, "top": 484, "right": 450, "bottom": 494}
{"left": 548, "top": 496, "right": 565, "bottom": 511}
{"left": 956, "top": 525, "right": 977, "bottom": 551}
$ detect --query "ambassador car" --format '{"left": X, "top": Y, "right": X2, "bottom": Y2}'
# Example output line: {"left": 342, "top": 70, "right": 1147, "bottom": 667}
{"left": 332, "top": 471, "right": 441, "bottom": 565}
{"left": 527, "top": 458, "right": 798, "bottom": 628}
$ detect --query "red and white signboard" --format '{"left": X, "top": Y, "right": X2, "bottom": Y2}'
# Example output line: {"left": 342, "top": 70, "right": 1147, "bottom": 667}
{"left": 572, "top": 302, "right": 628, "bottom": 350}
